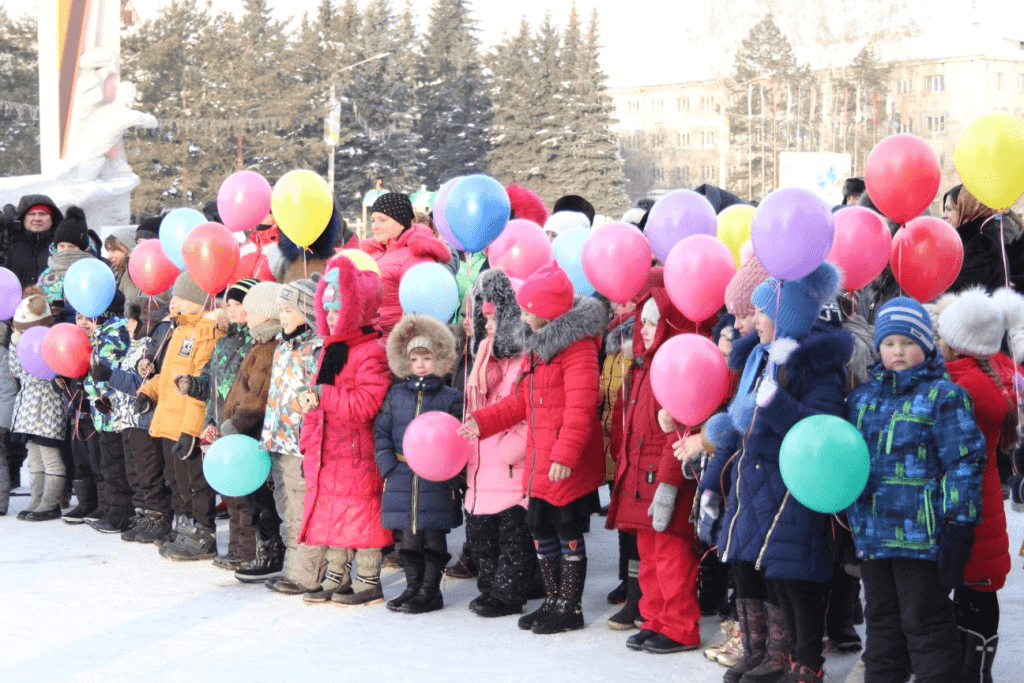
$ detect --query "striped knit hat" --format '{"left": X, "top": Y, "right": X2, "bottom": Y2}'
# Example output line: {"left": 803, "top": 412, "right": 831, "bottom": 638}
{"left": 225, "top": 278, "right": 259, "bottom": 305}
{"left": 874, "top": 297, "right": 935, "bottom": 355}
{"left": 278, "top": 276, "right": 319, "bottom": 328}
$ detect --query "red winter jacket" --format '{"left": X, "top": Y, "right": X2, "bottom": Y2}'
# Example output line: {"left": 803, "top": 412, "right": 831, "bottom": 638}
{"left": 947, "top": 354, "right": 1014, "bottom": 592}
{"left": 606, "top": 288, "right": 704, "bottom": 535}
{"left": 298, "top": 254, "right": 393, "bottom": 549}
{"left": 472, "top": 297, "right": 606, "bottom": 507}
{"left": 359, "top": 224, "right": 452, "bottom": 337}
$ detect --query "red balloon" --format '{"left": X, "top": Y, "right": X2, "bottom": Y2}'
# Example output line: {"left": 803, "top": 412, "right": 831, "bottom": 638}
{"left": 664, "top": 235, "right": 736, "bottom": 322}
{"left": 182, "top": 222, "right": 241, "bottom": 294}
{"left": 402, "top": 412, "right": 472, "bottom": 482}
{"left": 582, "top": 221, "right": 652, "bottom": 304}
{"left": 488, "top": 219, "right": 553, "bottom": 279}
{"left": 864, "top": 134, "right": 941, "bottom": 225}
{"left": 890, "top": 217, "right": 964, "bottom": 302}
{"left": 650, "top": 334, "right": 729, "bottom": 427}
{"left": 827, "top": 207, "right": 892, "bottom": 291}
{"left": 41, "top": 323, "right": 92, "bottom": 378}
{"left": 128, "top": 240, "right": 179, "bottom": 296}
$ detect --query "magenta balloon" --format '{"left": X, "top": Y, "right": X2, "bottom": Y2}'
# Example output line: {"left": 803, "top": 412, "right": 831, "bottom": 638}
{"left": 750, "top": 188, "right": 835, "bottom": 280}
{"left": 645, "top": 190, "right": 718, "bottom": 262}
{"left": 664, "top": 235, "right": 737, "bottom": 322}
{"left": 489, "top": 219, "right": 553, "bottom": 279}
{"left": 217, "top": 170, "right": 272, "bottom": 232}
{"left": 16, "top": 326, "right": 56, "bottom": 380}
{"left": 581, "top": 221, "right": 652, "bottom": 304}
{"left": 0, "top": 267, "right": 20, "bottom": 320}
{"left": 650, "top": 334, "right": 730, "bottom": 426}
{"left": 433, "top": 177, "right": 466, "bottom": 250}
{"left": 402, "top": 411, "right": 472, "bottom": 481}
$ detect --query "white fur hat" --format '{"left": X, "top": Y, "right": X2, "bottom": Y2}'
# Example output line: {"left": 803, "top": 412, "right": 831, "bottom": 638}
{"left": 996, "top": 287, "right": 1024, "bottom": 362}
{"left": 937, "top": 287, "right": 1010, "bottom": 357}
{"left": 543, "top": 211, "right": 590, "bottom": 237}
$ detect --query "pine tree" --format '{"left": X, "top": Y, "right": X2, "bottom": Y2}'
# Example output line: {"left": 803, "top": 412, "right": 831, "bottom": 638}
{"left": 415, "top": 0, "right": 491, "bottom": 187}
{"left": 0, "top": 8, "right": 40, "bottom": 177}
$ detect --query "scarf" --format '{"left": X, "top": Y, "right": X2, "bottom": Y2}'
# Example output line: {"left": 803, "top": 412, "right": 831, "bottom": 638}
{"left": 249, "top": 319, "right": 283, "bottom": 344}
{"left": 315, "top": 325, "right": 381, "bottom": 386}
{"left": 465, "top": 335, "right": 501, "bottom": 413}
{"left": 47, "top": 248, "right": 92, "bottom": 277}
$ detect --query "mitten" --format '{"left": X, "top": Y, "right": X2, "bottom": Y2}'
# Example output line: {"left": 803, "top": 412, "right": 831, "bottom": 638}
{"left": 756, "top": 376, "right": 778, "bottom": 407}
{"left": 90, "top": 361, "right": 112, "bottom": 382}
{"left": 698, "top": 490, "right": 723, "bottom": 544}
{"left": 219, "top": 420, "right": 239, "bottom": 436}
{"left": 172, "top": 433, "right": 199, "bottom": 461}
{"left": 134, "top": 394, "right": 155, "bottom": 414}
{"left": 93, "top": 397, "right": 112, "bottom": 414}
{"left": 937, "top": 522, "right": 975, "bottom": 590}
{"left": 174, "top": 374, "right": 194, "bottom": 396}
{"left": 647, "top": 482, "right": 678, "bottom": 532}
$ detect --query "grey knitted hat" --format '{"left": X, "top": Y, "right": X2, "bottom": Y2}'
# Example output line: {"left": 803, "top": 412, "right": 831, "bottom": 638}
{"left": 242, "top": 282, "right": 282, "bottom": 321}
{"left": 278, "top": 276, "right": 319, "bottom": 329}
{"left": 171, "top": 272, "right": 207, "bottom": 307}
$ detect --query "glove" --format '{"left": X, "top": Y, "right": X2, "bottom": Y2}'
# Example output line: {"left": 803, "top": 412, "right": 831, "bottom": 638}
{"left": 937, "top": 522, "right": 975, "bottom": 590}
{"left": 90, "top": 361, "right": 112, "bottom": 382}
{"left": 134, "top": 394, "right": 155, "bottom": 415}
{"left": 200, "top": 424, "right": 220, "bottom": 444}
{"left": 647, "top": 482, "right": 678, "bottom": 532}
{"left": 172, "top": 433, "right": 199, "bottom": 461}
{"left": 657, "top": 408, "right": 677, "bottom": 434}
{"left": 93, "top": 397, "right": 112, "bottom": 414}
{"left": 174, "top": 374, "right": 194, "bottom": 396}
{"left": 756, "top": 376, "right": 778, "bottom": 407}
{"left": 698, "top": 490, "right": 723, "bottom": 544}
{"left": 219, "top": 420, "right": 239, "bottom": 436}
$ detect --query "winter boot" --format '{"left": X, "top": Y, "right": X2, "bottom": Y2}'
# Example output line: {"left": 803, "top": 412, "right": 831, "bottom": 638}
{"left": 119, "top": 509, "right": 147, "bottom": 542}
{"left": 607, "top": 559, "right": 642, "bottom": 630}
{"left": 235, "top": 535, "right": 285, "bottom": 583}
{"left": 532, "top": 556, "right": 587, "bottom": 634}
{"left": 741, "top": 601, "right": 791, "bottom": 683}
{"left": 159, "top": 520, "right": 218, "bottom": 561}
{"left": 333, "top": 574, "right": 384, "bottom": 607}
{"left": 443, "top": 548, "right": 476, "bottom": 579}
{"left": 724, "top": 598, "right": 767, "bottom": 683}
{"left": 62, "top": 479, "right": 98, "bottom": 524}
{"left": 134, "top": 511, "right": 173, "bottom": 545}
{"left": 212, "top": 554, "right": 246, "bottom": 571}
{"left": 305, "top": 567, "right": 352, "bottom": 604}
{"left": 387, "top": 551, "right": 425, "bottom": 612}
{"left": 16, "top": 469, "right": 44, "bottom": 519}
{"left": 699, "top": 550, "right": 732, "bottom": 617}
{"left": 518, "top": 556, "right": 560, "bottom": 631}
{"left": 24, "top": 474, "right": 66, "bottom": 521}
{"left": 784, "top": 662, "right": 824, "bottom": 683}
{"left": 706, "top": 618, "right": 743, "bottom": 667}
{"left": 400, "top": 552, "right": 447, "bottom": 614}
{"left": 960, "top": 628, "right": 997, "bottom": 683}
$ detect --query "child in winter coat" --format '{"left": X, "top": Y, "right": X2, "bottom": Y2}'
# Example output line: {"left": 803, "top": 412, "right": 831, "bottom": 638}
{"left": 460, "top": 261, "right": 606, "bottom": 635}
{"left": 376, "top": 312, "right": 463, "bottom": 613}
{"left": 293, "top": 258, "right": 391, "bottom": 606}
{"left": 136, "top": 272, "right": 224, "bottom": 561}
{"left": 934, "top": 288, "right": 1015, "bottom": 681}
{"left": 607, "top": 290, "right": 708, "bottom": 654}
{"left": 847, "top": 297, "right": 986, "bottom": 683}
{"left": 9, "top": 292, "right": 67, "bottom": 521}
{"left": 463, "top": 269, "right": 535, "bottom": 618}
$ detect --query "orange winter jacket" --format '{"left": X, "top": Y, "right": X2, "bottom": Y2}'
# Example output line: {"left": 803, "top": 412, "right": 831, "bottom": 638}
{"left": 139, "top": 313, "right": 223, "bottom": 440}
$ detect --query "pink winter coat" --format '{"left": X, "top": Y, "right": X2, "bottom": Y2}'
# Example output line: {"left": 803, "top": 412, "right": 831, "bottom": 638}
{"left": 359, "top": 224, "right": 453, "bottom": 336}
{"left": 464, "top": 336, "right": 528, "bottom": 515}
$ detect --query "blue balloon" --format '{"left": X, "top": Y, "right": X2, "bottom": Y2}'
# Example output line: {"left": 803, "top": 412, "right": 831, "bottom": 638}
{"left": 399, "top": 262, "right": 459, "bottom": 321}
{"left": 63, "top": 258, "right": 116, "bottom": 318}
{"left": 160, "top": 207, "right": 206, "bottom": 269}
{"left": 552, "top": 227, "right": 596, "bottom": 296}
{"left": 444, "top": 174, "right": 511, "bottom": 252}
{"left": 203, "top": 434, "right": 272, "bottom": 497}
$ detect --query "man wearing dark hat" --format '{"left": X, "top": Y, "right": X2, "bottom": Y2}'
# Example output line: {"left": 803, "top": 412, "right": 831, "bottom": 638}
{"left": 842, "top": 178, "right": 865, "bottom": 206}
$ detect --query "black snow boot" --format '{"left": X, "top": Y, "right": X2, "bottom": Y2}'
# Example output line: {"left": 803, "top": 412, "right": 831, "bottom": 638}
{"left": 159, "top": 519, "right": 218, "bottom": 561}
{"left": 120, "top": 509, "right": 147, "bottom": 542}
{"left": 387, "top": 551, "right": 425, "bottom": 612}
{"left": 62, "top": 479, "right": 98, "bottom": 524}
{"left": 607, "top": 559, "right": 641, "bottom": 630}
{"left": 234, "top": 535, "right": 285, "bottom": 583}
{"left": 532, "top": 556, "right": 587, "bottom": 634}
{"left": 401, "top": 551, "right": 447, "bottom": 614}
{"left": 961, "top": 627, "right": 997, "bottom": 683}
{"left": 518, "top": 556, "right": 560, "bottom": 631}
{"left": 134, "top": 510, "right": 173, "bottom": 545}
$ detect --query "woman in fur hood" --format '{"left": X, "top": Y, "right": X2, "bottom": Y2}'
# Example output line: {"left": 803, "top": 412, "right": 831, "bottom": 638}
{"left": 461, "top": 261, "right": 606, "bottom": 635}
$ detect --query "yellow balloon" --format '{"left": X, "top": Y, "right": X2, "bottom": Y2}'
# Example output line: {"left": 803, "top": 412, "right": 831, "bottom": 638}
{"left": 270, "top": 169, "right": 333, "bottom": 247}
{"left": 716, "top": 204, "right": 756, "bottom": 266}
{"left": 954, "top": 114, "right": 1024, "bottom": 210}
{"left": 338, "top": 248, "right": 381, "bottom": 277}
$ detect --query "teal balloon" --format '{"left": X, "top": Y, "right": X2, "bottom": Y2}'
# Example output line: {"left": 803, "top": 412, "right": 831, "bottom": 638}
{"left": 399, "top": 262, "right": 459, "bottom": 321}
{"left": 160, "top": 207, "right": 205, "bottom": 269}
{"left": 63, "top": 258, "right": 116, "bottom": 318}
{"left": 779, "top": 415, "right": 870, "bottom": 513}
{"left": 445, "top": 174, "right": 510, "bottom": 252}
{"left": 552, "top": 227, "right": 596, "bottom": 296}
{"left": 202, "top": 434, "right": 272, "bottom": 497}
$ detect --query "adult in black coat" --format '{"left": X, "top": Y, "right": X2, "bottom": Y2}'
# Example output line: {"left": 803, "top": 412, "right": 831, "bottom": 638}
{"left": 945, "top": 184, "right": 1024, "bottom": 293}
{"left": 6, "top": 194, "right": 64, "bottom": 288}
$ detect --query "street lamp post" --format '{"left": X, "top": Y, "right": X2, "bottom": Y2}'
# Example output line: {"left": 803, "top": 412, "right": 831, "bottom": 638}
{"left": 325, "top": 52, "right": 391, "bottom": 189}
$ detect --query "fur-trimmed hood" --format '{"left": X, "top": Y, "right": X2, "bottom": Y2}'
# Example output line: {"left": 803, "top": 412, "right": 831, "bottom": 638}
{"left": 604, "top": 316, "right": 634, "bottom": 355}
{"left": 277, "top": 201, "right": 348, "bottom": 265}
{"left": 472, "top": 268, "right": 522, "bottom": 359}
{"left": 314, "top": 252, "right": 383, "bottom": 337}
{"left": 520, "top": 296, "right": 605, "bottom": 364}
{"left": 387, "top": 313, "right": 458, "bottom": 378}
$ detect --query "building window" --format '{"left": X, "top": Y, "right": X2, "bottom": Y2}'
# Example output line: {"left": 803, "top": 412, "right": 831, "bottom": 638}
{"left": 679, "top": 166, "right": 690, "bottom": 183}
{"left": 995, "top": 72, "right": 1004, "bottom": 90}
{"left": 926, "top": 114, "right": 946, "bottom": 136}
{"left": 896, "top": 78, "right": 912, "bottom": 94}
{"left": 677, "top": 97, "right": 690, "bottom": 112}
{"left": 926, "top": 75, "right": 945, "bottom": 93}
{"left": 655, "top": 167, "right": 664, "bottom": 182}
{"left": 700, "top": 130, "right": 716, "bottom": 147}
{"left": 702, "top": 165, "right": 715, "bottom": 180}
{"left": 678, "top": 132, "right": 690, "bottom": 148}
{"left": 629, "top": 100, "right": 640, "bottom": 115}
{"left": 701, "top": 96, "right": 714, "bottom": 111}
{"left": 654, "top": 99, "right": 664, "bottom": 113}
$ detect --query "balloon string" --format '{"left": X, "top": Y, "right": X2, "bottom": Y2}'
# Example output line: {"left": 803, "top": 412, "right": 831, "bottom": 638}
{"left": 619, "top": 325, "right": 627, "bottom": 462}
{"left": 303, "top": 249, "right": 309, "bottom": 279}
{"left": 896, "top": 225, "right": 905, "bottom": 297}
{"left": 993, "top": 211, "right": 1024, "bottom": 448}
{"left": 675, "top": 425, "right": 700, "bottom": 479}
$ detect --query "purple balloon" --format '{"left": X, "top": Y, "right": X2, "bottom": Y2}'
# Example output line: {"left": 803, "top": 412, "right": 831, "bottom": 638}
{"left": 16, "top": 326, "right": 56, "bottom": 380}
{"left": 433, "top": 176, "right": 466, "bottom": 250}
{"left": 0, "top": 267, "right": 20, "bottom": 320}
{"left": 751, "top": 188, "right": 835, "bottom": 280}
{"left": 645, "top": 190, "right": 717, "bottom": 262}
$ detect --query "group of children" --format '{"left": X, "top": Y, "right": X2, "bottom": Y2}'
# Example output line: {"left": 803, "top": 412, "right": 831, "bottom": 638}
{"left": 3, "top": 192, "right": 1020, "bottom": 683}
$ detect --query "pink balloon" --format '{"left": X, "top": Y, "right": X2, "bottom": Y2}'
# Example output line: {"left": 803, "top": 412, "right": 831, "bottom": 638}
{"left": 650, "top": 334, "right": 729, "bottom": 427}
{"left": 664, "top": 235, "right": 737, "bottom": 322}
{"left": 402, "top": 412, "right": 472, "bottom": 482}
{"left": 582, "top": 221, "right": 652, "bottom": 304}
{"left": 646, "top": 189, "right": 718, "bottom": 262}
{"left": 433, "top": 177, "right": 466, "bottom": 250}
{"left": 217, "top": 170, "right": 272, "bottom": 232}
{"left": 489, "top": 219, "right": 553, "bottom": 279}
{"left": 827, "top": 207, "right": 892, "bottom": 291}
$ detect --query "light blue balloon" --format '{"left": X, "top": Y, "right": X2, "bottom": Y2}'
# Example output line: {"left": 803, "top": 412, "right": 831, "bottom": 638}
{"left": 552, "top": 227, "right": 596, "bottom": 297}
{"left": 63, "top": 258, "right": 116, "bottom": 318}
{"left": 399, "top": 262, "right": 459, "bottom": 322}
{"left": 779, "top": 415, "right": 870, "bottom": 513}
{"left": 203, "top": 434, "right": 272, "bottom": 497}
{"left": 160, "top": 207, "right": 206, "bottom": 269}
{"left": 445, "top": 174, "right": 510, "bottom": 252}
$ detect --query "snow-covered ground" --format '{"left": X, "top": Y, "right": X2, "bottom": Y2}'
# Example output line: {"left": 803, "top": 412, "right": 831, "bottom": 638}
{"left": 3, "top": 475, "right": 1022, "bottom": 683}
